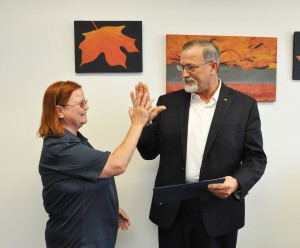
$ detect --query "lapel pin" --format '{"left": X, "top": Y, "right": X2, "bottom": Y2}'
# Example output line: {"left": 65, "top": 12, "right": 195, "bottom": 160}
{"left": 224, "top": 98, "right": 228, "bottom": 101}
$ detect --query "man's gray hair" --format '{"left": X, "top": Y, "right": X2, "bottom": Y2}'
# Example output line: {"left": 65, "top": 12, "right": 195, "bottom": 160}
{"left": 182, "top": 39, "right": 220, "bottom": 65}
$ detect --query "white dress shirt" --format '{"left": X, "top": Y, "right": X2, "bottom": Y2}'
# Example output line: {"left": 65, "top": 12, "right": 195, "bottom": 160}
{"left": 185, "top": 80, "right": 221, "bottom": 183}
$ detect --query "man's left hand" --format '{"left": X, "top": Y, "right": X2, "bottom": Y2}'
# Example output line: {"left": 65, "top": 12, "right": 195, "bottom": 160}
{"left": 207, "top": 176, "right": 239, "bottom": 199}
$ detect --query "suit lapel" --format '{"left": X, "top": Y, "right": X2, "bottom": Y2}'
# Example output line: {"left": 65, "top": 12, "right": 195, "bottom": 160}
{"left": 179, "top": 91, "right": 191, "bottom": 164}
{"left": 203, "top": 83, "right": 234, "bottom": 158}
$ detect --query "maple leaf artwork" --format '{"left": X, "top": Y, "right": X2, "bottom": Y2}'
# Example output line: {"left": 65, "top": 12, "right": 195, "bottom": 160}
{"left": 79, "top": 23, "right": 139, "bottom": 69}
{"left": 297, "top": 55, "right": 300, "bottom": 61}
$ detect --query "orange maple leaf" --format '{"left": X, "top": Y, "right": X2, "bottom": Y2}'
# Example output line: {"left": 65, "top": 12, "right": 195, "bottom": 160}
{"left": 79, "top": 25, "right": 139, "bottom": 69}
{"left": 297, "top": 55, "right": 300, "bottom": 61}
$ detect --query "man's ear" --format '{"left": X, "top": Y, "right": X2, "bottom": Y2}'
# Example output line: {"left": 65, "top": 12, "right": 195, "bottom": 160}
{"left": 56, "top": 106, "right": 64, "bottom": 119}
{"left": 210, "top": 61, "right": 219, "bottom": 75}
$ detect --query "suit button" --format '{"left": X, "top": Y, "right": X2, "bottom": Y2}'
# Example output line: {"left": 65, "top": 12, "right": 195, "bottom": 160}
{"left": 182, "top": 167, "right": 185, "bottom": 170}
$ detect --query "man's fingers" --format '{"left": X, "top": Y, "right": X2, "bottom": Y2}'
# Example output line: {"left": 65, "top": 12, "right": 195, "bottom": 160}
{"left": 148, "top": 106, "right": 166, "bottom": 121}
{"left": 140, "top": 92, "right": 149, "bottom": 107}
{"left": 143, "top": 83, "right": 150, "bottom": 101}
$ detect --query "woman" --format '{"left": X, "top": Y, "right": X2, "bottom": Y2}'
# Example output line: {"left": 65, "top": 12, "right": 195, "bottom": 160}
{"left": 38, "top": 80, "right": 161, "bottom": 247}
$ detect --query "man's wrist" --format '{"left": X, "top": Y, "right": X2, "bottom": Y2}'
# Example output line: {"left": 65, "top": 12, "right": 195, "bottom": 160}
{"left": 236, "top": 181, "right": 241, "bottom": 192}
{"left": 233, "top": 181, "right": 241, "bottom": 200}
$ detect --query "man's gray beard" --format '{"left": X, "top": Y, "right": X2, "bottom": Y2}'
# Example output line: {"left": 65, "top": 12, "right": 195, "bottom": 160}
{"left": 184, "top": 78, "right": 199, "bottom": 93}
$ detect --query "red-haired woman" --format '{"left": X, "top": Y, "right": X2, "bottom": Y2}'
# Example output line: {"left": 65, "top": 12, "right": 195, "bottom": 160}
{"left": 38, "top": 81, "right": 164, "bottom": 248}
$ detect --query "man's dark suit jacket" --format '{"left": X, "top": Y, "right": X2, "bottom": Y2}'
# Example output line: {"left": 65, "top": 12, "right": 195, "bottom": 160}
{"left": 137, "top": 83, "right": 267, "bottom": 236}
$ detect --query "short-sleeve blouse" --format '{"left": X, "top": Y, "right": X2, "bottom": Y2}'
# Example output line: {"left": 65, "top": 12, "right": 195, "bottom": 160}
{"left": 39, "top": 130, "right": 118, "bottom": 248}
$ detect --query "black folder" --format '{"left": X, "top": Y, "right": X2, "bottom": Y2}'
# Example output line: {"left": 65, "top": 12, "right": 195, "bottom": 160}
{"left": 153, "top": 177, "right": 225, "bottom": 205}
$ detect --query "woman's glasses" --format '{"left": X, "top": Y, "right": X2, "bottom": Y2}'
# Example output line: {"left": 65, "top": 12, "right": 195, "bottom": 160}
{"left": 62, "top": 99, "right": 88, "bottom": 108}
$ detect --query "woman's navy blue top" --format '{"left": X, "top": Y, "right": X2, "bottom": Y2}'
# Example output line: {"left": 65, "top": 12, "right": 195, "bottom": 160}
{"left": 39, "top": 130, "right": 118, "bottom": 248}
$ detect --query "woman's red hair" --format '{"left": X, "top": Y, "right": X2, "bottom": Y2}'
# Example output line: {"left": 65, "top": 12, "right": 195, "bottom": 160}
{"left": 38, "top": 81, "right": 81, "bottom": 138}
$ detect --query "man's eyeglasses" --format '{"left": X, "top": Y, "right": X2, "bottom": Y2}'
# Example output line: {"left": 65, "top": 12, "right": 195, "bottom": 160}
{"left": 176, "top": 61, "right": 213, "bottom": 73}
{"left": 62, "top": 99, "right": 88, "bottom": 108}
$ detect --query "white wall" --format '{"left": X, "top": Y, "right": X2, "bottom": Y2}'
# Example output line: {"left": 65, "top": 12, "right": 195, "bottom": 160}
{"left": 1, "top": 0, "right": 299, "bottom": 247}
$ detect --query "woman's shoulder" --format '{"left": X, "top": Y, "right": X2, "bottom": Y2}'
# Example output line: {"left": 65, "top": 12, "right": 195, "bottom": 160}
{"left": 44, "top": 131, "right": 81, "bottom": 148}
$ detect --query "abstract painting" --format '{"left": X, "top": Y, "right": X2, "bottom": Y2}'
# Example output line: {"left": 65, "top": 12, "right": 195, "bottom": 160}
{"left": 293, "top": 32, "right": 300, "bottom": 80}
{"left": 166, "top": 34, "right": 277, "bottom": 102}
{"left": 75, "top": 21, "right": 142, "bottom": 73}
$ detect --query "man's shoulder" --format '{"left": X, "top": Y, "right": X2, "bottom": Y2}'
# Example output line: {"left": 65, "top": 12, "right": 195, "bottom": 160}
{"left": 222, "top": 83, "right": 256, "bottom": 104}
{"left": 160, "top": 89, "right": 189, "bottom": 100}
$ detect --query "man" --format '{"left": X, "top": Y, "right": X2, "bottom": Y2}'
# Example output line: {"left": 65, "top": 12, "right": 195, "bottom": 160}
{"left": 137, "top": 39, "right": 267, "bottom": 248}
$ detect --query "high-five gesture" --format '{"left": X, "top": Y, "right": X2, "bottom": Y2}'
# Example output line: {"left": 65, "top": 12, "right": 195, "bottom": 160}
{"left": 134, "top": 82, "right": 166, "bottom": 125}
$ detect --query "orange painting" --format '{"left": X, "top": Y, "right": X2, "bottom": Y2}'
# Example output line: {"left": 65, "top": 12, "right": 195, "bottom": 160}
{"left": 166, "top": 34, "right": 277, "bottom": 102}
{"left": 75, "top": 21, "right": 142, "bottom": 73}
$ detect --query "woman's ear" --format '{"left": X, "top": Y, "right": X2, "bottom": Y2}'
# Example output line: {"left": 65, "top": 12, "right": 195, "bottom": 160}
{"left": 56, "top": 106, "right": 64, "bottom": 119}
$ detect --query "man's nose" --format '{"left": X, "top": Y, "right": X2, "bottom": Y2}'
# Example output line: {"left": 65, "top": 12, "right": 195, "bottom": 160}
{"left": 181, "top": 68, "right": 190, "bottom": 78}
